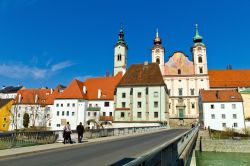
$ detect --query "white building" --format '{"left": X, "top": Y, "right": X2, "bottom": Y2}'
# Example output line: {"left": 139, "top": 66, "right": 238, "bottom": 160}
{"left": 51, "top": 74, "right": 122, "bottom": 130}
{"left": 199, "top": 89, "right": 245, "bottom": 132}
{"left": 151, "top": 25, "right": 209, "bottom": 126}
{"left": 0, "top": 86, "right": 25, "bottom": 99}
{"left": 114, "top": 62, "right": 169, "bottom": 126}
{"left": 9, "top": 88, "right": 57, "bottom": 130}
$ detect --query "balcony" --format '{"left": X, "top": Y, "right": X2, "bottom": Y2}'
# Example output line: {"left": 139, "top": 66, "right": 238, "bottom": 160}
{"left": 99, "top": 116, "right": 113, "bottom": 121}
{"left": 87, "top": 106, "right": 101, "bottom": 111}
{"left": 115, "top": 108, "right": 130, "bottom": 111}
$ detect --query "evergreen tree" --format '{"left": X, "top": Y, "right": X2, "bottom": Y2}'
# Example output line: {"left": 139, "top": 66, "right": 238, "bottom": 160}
{"left": 23, "top": 113, "right": 30, "bottom": 128}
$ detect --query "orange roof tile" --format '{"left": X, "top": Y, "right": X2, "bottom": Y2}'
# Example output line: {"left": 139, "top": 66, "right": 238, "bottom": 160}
{"left": 15, "top": 89, "right": 52, "bottom": 105}
{"left": 200, "top": 89, "right": 242, "bottom": 102}
{"left": 209, "top": 70, "right": 250, "bottom": 88}
{"left": 56, "top": 79, "right": 85, "bottom": 99}
{"left": 56, "top": 72, "right": 122, "bottom": 100}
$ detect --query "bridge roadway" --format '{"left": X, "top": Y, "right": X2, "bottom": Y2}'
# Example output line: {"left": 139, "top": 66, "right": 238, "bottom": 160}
{"left": 0, "top": 128, "right": 188, "bottom": 166}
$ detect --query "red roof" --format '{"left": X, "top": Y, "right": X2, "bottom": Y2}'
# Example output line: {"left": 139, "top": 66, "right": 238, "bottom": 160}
{"left": 200, "top": 89, "right": 242, "bottom": 102}
{"left": 56, "top": 72, "right": 122, "bottom": 100}
{"left": 209, "top": 70, "right": 250, "bottom": 88}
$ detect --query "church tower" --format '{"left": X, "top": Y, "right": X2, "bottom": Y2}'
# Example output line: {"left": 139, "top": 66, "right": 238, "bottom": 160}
{"left": 192, "top": 24, "right": 208, "bottom": 75}
{"left": 114, "top": 25, "right": 128, "bottom": 76}
{"left": 152, "top": 29, "right": 165, "bottom": 67}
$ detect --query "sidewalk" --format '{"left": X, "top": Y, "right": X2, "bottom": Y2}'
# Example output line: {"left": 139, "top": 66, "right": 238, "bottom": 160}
{"left": 0, "top": 127, "right": 168, "bottom": 159}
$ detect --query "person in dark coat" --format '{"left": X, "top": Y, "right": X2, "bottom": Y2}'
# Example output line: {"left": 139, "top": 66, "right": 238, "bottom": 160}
{"left": 76, "top": 122, "right": 85, "bottom": 143}
{"left": 63, "top": 122, "right": 72, "bottom": 144}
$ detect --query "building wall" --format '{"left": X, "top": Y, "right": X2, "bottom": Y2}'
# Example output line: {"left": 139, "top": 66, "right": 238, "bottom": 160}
{"left": 164, "top": 75, "right": 209, "bottom": 119}
{"left": 240, "top": 93, "right": 250, "bottom": 119}
{"left": 51, "top": 99, "right": 85, "bottom": 130}
{"left": 114, "top": 86, "right": 168, "bottom": 123}
{"left": 201, "top": 102, "right": 245, "bottom": 131}
{"left": 0, "top": 93, "right": 17, "bottom": 99}
{"left": 0, "top": 100, "right": 13, "bottom": 131}
{"left": 9, "top": 104, "right": 49, "bottom": 130}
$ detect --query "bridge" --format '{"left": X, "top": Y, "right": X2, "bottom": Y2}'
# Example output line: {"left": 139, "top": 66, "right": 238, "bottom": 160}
{"left": 0, "top": 127, "right": 198, "bottom": 166}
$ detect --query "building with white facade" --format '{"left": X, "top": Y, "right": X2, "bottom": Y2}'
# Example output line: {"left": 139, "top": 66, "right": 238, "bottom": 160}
{"left": 0, "top": 86, "right": 25, "bottom": 99}
{"left": 199, "top": 89, "right": 245, "bottom": 132}
{"left": 51, "top": 73, "right": 122, "bottom": 130}
{"left": 114, "top": 62, "right": 169, "bottom": 126}
{"left": 9, "top": 88, "right": 58, "bottom": 130}
{"left": 151, "top": 25, "right": 209, "bottom": 126}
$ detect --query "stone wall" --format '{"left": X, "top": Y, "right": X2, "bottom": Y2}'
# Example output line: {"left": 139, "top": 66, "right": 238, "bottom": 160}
{"left": 199, "top": 138, "right": 250, "bottom": 153}
{"left": 169, "top": 118, "right": 196, "bottom": 127}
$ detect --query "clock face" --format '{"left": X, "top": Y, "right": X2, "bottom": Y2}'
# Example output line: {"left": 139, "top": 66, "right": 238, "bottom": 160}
{"left": 156, "top": 49, "right": 160, "bottom": 54}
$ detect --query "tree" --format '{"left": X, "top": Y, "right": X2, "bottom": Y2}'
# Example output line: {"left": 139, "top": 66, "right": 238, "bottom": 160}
{"left": 23, "top": 112, "right": 30, "bottom": 128}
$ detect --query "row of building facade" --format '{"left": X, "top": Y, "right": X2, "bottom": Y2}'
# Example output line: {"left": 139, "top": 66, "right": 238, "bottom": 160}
{"left": 1, "top": 25, "right": 250, "bottom": 132}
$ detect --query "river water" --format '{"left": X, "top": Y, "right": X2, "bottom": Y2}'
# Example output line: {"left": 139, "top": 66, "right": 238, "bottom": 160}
{"left": 195, "top": 151, "right": 250, "bottom": 166}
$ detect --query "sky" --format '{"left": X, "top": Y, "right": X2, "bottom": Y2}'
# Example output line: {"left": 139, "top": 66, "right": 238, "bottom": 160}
{"left": 0, "top": 0, "right": 250, "bottom": 88}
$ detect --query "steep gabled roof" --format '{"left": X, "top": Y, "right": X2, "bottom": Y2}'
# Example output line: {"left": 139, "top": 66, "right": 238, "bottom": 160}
{"left": 0, "top": 86, "right": 24, "bottom": 94}
{"left": 200, "top": 89, "right": 242, "bottom": 102}
{"left": 56, "top": 79, "right": 85, "bottom": 99}
{"left": 209, "top": 70, "right": 250, "bottom": 88}
{"left": 55, "top": 73, "right": 123, "bottom": 100}
{"left": 118, "top": 63, "right": 165, "bottom": 86}
{"left": 15, "top": 89, "right": 51, "bottom": 105}
{"left": 85, "top": 72, "right": 122, "bottom": 100}
{"left": 0, "top": 99, "right": 13, "bottom": 108}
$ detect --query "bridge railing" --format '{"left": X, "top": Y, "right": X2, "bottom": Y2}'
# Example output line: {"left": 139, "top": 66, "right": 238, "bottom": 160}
{"left": 55, "top": 125, "right": 167, "bottom": 142}
{"left": 0, "top": 131, "right": 57, "bottom": 150}
{"left": 124, "top": 126, "right": 199, "bottom": 166}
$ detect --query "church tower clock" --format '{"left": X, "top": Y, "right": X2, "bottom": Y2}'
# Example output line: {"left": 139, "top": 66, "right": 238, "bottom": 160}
{"left": 114, "top": 25, "right": 128, "bottom": 76}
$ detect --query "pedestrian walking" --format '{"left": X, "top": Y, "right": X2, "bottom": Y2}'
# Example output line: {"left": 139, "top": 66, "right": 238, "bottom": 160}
{"left": 63, "top": 122, "right": 73, "bottom": 144}
{"left": 76, "top": 122, "right": 85, "bottom": 143}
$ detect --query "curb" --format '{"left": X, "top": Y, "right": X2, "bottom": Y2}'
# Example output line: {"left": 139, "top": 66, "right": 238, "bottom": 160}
{"left": 0, "top": 128, "right": 169, "bottom": 160}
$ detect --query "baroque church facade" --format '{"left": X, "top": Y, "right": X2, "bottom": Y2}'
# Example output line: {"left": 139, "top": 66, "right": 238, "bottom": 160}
{"left": 113, "top": 25, "right": 209, "bottom": 126}
{"left": 151, "top": 25, "right": 209, "bottom": 126}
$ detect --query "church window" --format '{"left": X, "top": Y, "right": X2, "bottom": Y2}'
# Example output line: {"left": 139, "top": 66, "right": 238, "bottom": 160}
{"left": 199, "top": 67, "right": 203, "bottom": 74}
{"left": 156, "top": 58, "right": 160, "bottom": 64}
{"left": 198, "top": 56, "right": 202, "bottom": 63}
{"left": 178, "top": 69, "right": 181, "bottom": 75}
{"left": 117, "top": 54, "right": 122, "bottom": 61}
{"left": 191, "top": 103, "right": 195, "bottom": 109}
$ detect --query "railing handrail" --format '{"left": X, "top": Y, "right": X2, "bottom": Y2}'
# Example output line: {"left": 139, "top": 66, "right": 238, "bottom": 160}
{"left": 124, "top": 126, "right": 199, "bottom": 166}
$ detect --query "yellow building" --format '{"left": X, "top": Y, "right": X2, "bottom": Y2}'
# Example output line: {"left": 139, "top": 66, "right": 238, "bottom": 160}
{"left": 0, "top": 99, "right": 14, "bottom": 131}
{"left": 239, "top": 88, "right": 250, "bottom": 119}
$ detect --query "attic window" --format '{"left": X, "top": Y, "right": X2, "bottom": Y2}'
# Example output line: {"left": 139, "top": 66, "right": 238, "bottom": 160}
{"left": 231, "top": 96, "right": 236, "bottom": 99}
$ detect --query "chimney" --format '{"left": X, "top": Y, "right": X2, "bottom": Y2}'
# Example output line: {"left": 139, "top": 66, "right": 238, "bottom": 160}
{"left": 18, "top": 94, "right": 22, "bottom": 103}
{"left": 144, "top": 61, "right": 148, "bottom": 65}
{"left": 98, "top": 89, "right": 102, "bottom": 99}
{"left": 35, "top": 94, "right": 38, "bottom": 103}
{"left": 50, "top": 88, "right": 53, "bottom": 94}
{"left": 83, "top": 86, "right": 87, "bottom": 94}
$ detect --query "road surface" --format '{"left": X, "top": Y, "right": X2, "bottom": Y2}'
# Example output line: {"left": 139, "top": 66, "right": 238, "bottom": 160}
{"left": 0, "top": 128, "right": 188, "bottom": 166}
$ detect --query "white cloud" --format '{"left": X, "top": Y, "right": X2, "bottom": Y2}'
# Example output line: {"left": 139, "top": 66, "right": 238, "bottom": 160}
{"left": 0, "top": 60, "right": 75, "bottom": 80}
{"left": 51, "top": 61, "right": 75, "bottom": 72}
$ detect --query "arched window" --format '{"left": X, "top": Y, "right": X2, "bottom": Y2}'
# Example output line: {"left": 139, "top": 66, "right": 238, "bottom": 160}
{"left": 178, "top": 69, "right": 181, "bottom": 75}
{"left": 117, "top": 54, "right": 122, "bottom": 61}
{"left": 156, "top": 58, "right": 160, "bottom": 64}
{"left": 199, "top": 67, "right": 203, "bottom": 74}
{"left": 198, "top": 56, "right": 202, "bottom": 63}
